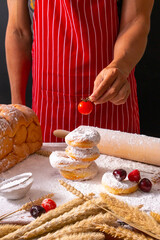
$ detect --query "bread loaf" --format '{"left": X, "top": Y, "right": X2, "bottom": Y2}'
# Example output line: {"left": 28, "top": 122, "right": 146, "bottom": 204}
{"left": 0, "top": 104, "right": 42, "bottom": 173}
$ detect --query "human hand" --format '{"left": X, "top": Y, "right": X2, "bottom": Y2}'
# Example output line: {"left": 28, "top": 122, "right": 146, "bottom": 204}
{"left": 89, "top": 66, "right": 131, "bottom": 105}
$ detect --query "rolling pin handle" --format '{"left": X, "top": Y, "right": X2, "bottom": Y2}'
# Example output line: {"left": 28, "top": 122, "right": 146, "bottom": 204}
{"left": 53, "top": 130, "right": 70, "bottom": 139}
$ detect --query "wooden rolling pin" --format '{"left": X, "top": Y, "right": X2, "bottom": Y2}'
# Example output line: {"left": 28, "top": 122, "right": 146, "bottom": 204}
{"left": 53, "top": 130, "right": 70, "bottom": 139}
{"left": 53, "top": 127, "right": 160, "bottom": 166}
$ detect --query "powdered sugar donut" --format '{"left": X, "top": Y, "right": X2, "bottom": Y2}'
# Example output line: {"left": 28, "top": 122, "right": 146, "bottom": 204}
{"left": 49, "top": 151, "right": 91, "bottom": 171}
{"left": 60, "top": 162, "right": 98, "bottom": 181}
{"left": 65, "top": 145, "right": 100, "bottom": 162}
{"left": 65, "top": 126, "right": 101, "bottom": 148}
{"left": 102, "top": 172, "right": 138, "bottom": 195}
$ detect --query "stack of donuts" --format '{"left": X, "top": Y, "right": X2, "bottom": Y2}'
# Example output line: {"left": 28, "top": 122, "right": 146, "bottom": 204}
{"left": 49, "top": 126, "right": 101, "bottom": 181}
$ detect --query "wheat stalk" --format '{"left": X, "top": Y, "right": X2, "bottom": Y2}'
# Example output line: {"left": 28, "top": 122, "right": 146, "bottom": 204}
{"left": 0, "top": 225, "right": 22, "bottom": 238}
{"left": 58, "top": 180, "right": 93, "bottom": 201}
{"left": 150, "top": 212, "right": 160, "bottom": 224}
{"left": 58, "top": 180, "right": 119, "bottom": 217}
{"left": 0, "top": 193, "right": 54, "bottom": 221}
{"left": 97, "top": 224, "right": 155, "bottom": 240}
{"left": 1, "top": 196, "right": 91, "bottom": 240}
{"left": 39, "top": 212, "right": 117, "bottom": 240}
{"left": 54, "top": 232, "right": 105, "bottom": 240}
{"left": 21, "top": 198, "right": 106, "bottom": 239}
{"left": 59, "top": 180, "right": 160, "bottom": 240}
{"left": 100, "top": 193, "right": 160, "bottom": 238}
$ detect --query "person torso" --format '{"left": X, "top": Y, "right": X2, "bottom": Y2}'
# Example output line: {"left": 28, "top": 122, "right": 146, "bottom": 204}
{"left": 30, "top": 0, "right": 140, "bottom": 142}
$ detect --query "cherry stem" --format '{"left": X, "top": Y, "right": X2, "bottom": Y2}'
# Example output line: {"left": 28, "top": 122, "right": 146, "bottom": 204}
{"left": 29, "top": 197, "right": 34, "bottom": 206}
{"left": 81, "top": 97, "right": 90, "bottom": 102}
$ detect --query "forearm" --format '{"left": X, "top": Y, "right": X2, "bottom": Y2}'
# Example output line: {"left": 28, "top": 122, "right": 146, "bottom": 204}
{"left": 90, "top": 0, "right": 153, "bottom": 105}
{"left": 110, "top": 16, "right": 150, "bottom": 76}
{"left": 5, "top": 27, "right": 32, "bottom": 105}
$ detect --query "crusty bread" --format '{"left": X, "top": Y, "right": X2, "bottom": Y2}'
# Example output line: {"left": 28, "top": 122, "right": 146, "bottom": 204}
{"left": 0, "top": 104, "right": 42, "bottom": 173}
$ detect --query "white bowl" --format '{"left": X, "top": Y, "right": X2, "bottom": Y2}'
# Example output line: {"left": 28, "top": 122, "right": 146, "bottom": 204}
{"left": 0, "top": 172, "right": 33, "bottom": 200}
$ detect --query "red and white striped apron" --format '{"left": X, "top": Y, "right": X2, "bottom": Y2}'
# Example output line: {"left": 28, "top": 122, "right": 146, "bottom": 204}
{"left": 32, "top": 0, "right": 140, "bottom": 142}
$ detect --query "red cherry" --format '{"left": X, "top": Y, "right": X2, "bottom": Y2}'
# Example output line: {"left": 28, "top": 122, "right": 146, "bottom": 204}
{"left": 113, "top": 169, "right": 127, "bottom": 181}
{"left": 138, "top": 178, "right": 152, "bottom": 192}
{"left": 128, "top": 169, "right": 141, "bottom": 182}
{"left": 41, "top": 198, "right": 56, "bottom": 212}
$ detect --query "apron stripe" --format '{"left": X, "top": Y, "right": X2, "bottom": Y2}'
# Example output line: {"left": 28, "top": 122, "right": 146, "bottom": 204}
{"left": 39, "top": 0, "right": 44, "bottom": 129}
{"left": 62, "top": 5, "right": 68, "bottom": 135}
{"left": 90, "top": 0, "right": 97, "bottom": 127}
{"left": 83, "top": 2, "right": 91, "bottom": 126}
{"left": 97, "top": 0, "right": 103, "bottom": 129}
{"left": 63, "top": 1, "right": 73, "bottom": 132}
{"left": 104, "top": 0, "right": 109, "bottom": 130}
{"left": 110, "top": 0, "right": 114, "bottom": 131}
{"left": 113, "top": 0, "right": 119, "bottom": 132}
{"left": 75, "top": 1, "right": 85, "bottom": 126}
{"left": 43, "top": 0, "right": 50, "bottom": 142}
{"left": 37, "top": 1, "right": 40, "bottom": 117}
{"left": 50, "top": 1, "right": 57, "bottom": 142}
{"left": 56, "top": 0, "right": 62, "bottom": 142}
{"left": 69, "top": 1, "right": 79, "bottom": 129}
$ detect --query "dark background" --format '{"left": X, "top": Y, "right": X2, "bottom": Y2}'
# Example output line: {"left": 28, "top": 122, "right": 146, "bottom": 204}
{"left": 0, "top": 0, "right": 160, "bottom": 137}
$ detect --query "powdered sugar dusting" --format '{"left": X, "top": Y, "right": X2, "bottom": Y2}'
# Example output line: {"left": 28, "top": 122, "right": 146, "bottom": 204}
{"left": 0, "top": 105, "right": 20, "bottom": 122}
{"left": 0, "top": 119, "right": 9, "bottom": 135}
{"left": 49, "top": 151, "right": 90, "bottom": 170}
{"left": 66, "top": 145, "right": 100, "bottom": 159}
{"left": 102, "top": 172, "right": 137, "bottom": 189}
{"left": 65, "top": 126, "right": 100, "bottom": 144}
{"left": 0, "top": 143, "right": 160, "bottom": 224}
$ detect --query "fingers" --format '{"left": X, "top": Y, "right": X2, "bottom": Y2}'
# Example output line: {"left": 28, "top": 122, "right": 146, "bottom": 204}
{"left": 90, "top": 68, "right": 118, "bottom": 102}
{"left": 110, "top": 81, "right": 131, "bottom": 105}
{"left": 95, "top": 80, "right": 130, "bottom": 105}
{"left": 93, "top": 75, "right": 126, "bottom": 104}
{"left": 90, "top": 67, "right": 131, "bottom": 105}
{"left": 93, "top": 74, "right": 103, "bottom": 93}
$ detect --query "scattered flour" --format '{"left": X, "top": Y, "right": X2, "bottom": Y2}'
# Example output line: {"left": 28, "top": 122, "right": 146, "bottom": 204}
{"left": 0, "top": 143, "right": 160, "bottom": 224}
